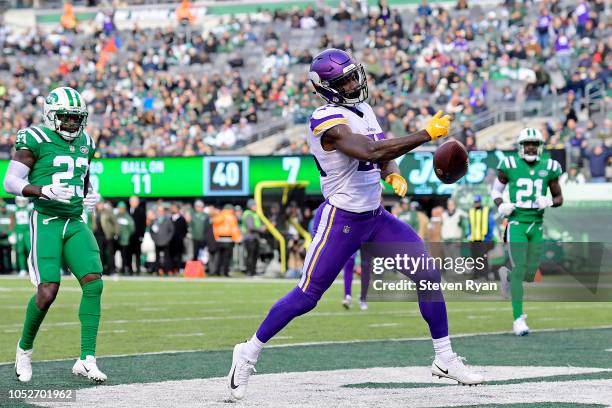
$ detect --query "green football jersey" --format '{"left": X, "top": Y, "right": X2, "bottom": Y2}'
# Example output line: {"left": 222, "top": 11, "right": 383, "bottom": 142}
{"left": 13, "top": 204, "right": 30, "bottom": 232}
{"left": 498, "top": 153, "right": 562, "bottom": 223}
{"left": 15, "top": 125, "right": 96, "bottom": 218}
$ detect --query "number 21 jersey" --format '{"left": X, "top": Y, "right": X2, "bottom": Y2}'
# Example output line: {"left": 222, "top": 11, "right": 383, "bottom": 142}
{"left": 498, "top": 154, "right": 562, "bottom": 223}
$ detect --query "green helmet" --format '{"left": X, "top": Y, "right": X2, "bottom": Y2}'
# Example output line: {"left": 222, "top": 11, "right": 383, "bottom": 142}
{"left": 517, "top": 127, "right": 544, "bottom": 162}
{"left": 43, "top": 87, "right": 88, "bottom": 141}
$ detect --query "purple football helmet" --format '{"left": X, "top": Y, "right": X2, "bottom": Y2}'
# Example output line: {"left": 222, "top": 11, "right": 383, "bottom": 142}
{"left": 309, "top": 48, "right": 368, "bottom": 107}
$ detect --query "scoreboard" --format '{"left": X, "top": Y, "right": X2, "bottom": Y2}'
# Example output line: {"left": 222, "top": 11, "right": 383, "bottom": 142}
{"left": 0, "top": 151, "right": 565, "bottom": 198}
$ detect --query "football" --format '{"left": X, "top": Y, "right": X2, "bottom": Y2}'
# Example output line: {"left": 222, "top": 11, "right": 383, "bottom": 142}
{"left": 433, "top": 139, "right": 469, "bottom": 184}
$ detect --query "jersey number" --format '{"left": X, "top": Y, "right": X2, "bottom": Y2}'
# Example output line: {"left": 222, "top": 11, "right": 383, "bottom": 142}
{"left": 52, "top": 156, "right": 89, "bottom": 198}
{"left": 357, "top": 133, "right": 383, "bottom": 171}
{"left": 516, "top": 178, "right": 543, "bottom": 208}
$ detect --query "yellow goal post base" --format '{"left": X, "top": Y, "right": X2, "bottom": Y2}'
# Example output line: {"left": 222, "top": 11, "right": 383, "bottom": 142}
{"left": 254, "top": 181, "right": 313, "bottom": 274}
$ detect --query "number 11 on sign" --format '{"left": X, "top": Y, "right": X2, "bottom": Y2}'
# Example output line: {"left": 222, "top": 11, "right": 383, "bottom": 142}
{"left": 131, "top": 174, "right": 152, "bottom": 194}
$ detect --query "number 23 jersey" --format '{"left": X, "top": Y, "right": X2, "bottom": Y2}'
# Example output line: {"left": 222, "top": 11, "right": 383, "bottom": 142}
{"left": 498, "top": 154, "right": 562, "bottom": 223}
{"left": 15, "top": 125, "right": 96, "bottom": 218}
{"left": 308, "top": 102, "right": 384, "bottom": 213}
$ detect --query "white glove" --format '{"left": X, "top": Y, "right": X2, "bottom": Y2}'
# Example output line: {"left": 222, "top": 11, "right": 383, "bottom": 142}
{"left": 498, "top": 202, "right": 516, "bottom": 217}
{"left": 535, "top": 195, "right": 553, "bottom": 210}
{"left": 40, "top": 183, "right": 73, "bottom": 204}
{"left": 83, "top": 190, "right": 100, "bottom": 212}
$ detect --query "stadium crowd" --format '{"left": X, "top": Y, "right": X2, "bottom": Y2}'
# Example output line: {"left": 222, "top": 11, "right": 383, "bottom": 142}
{"left": 0, "top": 0, "right": 609, "bottom": 180}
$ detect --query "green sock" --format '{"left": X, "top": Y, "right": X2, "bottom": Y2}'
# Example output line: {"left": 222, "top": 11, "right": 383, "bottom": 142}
{"left": 510, "top": 270, "right": 524, "bottom": 320}
{"left": 19, "top": 296, "right": 48, "bottom": 350}
{"left": 79, "top": 279, "right": 103, "bottom": 359}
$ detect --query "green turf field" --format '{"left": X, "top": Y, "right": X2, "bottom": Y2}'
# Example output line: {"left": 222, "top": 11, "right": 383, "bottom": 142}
{"left": 1, "top": 276, "right": 611, "bottom": 407}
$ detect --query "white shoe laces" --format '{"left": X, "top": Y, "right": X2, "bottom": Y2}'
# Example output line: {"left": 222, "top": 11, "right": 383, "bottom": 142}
{"left": 17, "top": 349, "right": 32, "bottom": 365}
{"left": 236, "top": 360, "right": 256, "bottom": 385}
{"left": 447, "top": 353, "right": 469, "bottom": 368}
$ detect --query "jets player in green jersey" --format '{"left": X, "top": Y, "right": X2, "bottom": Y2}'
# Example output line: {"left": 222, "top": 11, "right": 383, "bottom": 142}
{"left": 12, "top": 196, "right": 31, "bottom": 277}
{"left": 491, "top": 127, "right": 563, "bottom": 336}
{"left": 3, "top": 86, "right": 106, "bottom": 382}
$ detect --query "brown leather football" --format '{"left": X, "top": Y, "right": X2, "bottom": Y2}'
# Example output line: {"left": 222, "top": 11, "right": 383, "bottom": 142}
{"left": 433, "top": 139, "right": 469, "bottom": 184}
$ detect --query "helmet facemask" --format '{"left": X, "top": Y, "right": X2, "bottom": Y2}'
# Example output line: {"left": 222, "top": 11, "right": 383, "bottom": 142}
{"left": 519, "top": 140, "right": 543, "bottom": 162}
{"left": 310, "top": 64, "right": 368, "bottom": 107}
{"left": 46, "top": 108, "right": 88, "bottom": 141}
{"left": 517, "top": 127, "right": 545, "bottom": 162}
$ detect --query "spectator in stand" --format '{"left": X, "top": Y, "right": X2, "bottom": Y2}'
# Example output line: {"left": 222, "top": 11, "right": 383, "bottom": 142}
{"left": 536, "top": 7, "right": 552, "bottom": 51}
{"left": 176, "top": 0, "right": 195, "bottom": 26}
{"left": 116, "top": 202, "right": 135, "bottom": 276}
{"left": 417, "top": 0, "right": 432, "bottom": 17}
{"left": 583, "top": 145, "right": 611, "bottom": 183}
{"left": 60, "top": 3, "right": 77, "bottom": 33}
{"left": 560, "top": 164, "right": 587, "bottom": 185}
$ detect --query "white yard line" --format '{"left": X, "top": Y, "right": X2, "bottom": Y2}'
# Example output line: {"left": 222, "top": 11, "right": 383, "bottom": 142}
{"left": 164, "top": 332, "right": 205, "bottom": 338}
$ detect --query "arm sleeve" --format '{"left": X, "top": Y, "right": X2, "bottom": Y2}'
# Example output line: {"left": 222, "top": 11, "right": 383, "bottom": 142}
{"left": 491, "top": 177, "right": 507, "bottom": 201}
{"left": 309, "top": 108, "right": 349, "bottom": 137}
{"left": 3, "top": 160, "right": 31, "bottom": 196}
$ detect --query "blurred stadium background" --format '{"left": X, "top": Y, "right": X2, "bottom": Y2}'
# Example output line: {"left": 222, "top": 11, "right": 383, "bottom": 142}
{"left": 0, "top": 0, "right": 611, "bottom": 406}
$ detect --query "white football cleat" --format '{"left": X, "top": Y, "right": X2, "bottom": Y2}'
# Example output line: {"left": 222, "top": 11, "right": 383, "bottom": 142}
{"left": 15, "top": 340, "right": 33, "bottom": 382}
{"left": 498, "top": 266, "right": 511, "bottom": 299}
{"left": 431, "top": 353, "right": 484, "bottom": 385}
{"left": 513, "top": 314, "right": 529, "bottom": 336}
{"left": 72, "top": 355, "right": 107, "bottom": 382}
{"left": 342, "top": 295, "right": 352, "bottom": 309}
{"left": 359, "top": 300, "right": 368, "bottom": 311}
{"left": 228, "top": 343, "right": 256, "bottom": 400}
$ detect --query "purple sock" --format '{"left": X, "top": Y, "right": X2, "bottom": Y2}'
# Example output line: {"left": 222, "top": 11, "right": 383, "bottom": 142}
{"left": 418, "top": 300, "right": 449, "bottom": 339}
{"left": 343, "top": 255, "right": 355, "bottom": 297}
{"left": 256, "top": 287, "right": 318, "bottom": 343}
{"left": 360, "top": 265, "right": 370, "bottom": 302}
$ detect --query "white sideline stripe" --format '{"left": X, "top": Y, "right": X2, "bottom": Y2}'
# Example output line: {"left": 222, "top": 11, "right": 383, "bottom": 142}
{"left": 1, "top": 325, "right": 612, "bottom": 367}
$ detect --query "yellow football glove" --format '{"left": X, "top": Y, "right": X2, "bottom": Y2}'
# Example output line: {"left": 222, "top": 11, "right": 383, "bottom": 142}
{"left": 425, "top": 110, "right": 452, "bottom": 140}
{"left": 385, "top": 173, "right": 408, "bottom": 197}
